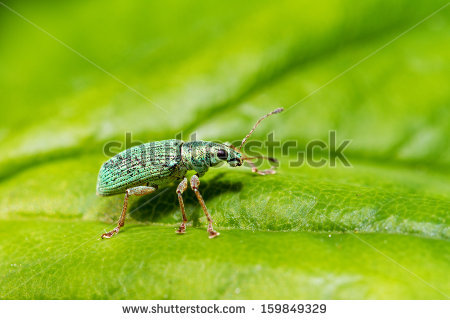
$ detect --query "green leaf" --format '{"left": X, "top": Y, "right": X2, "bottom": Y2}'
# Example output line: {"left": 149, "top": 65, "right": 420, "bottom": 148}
{"left": 1, "top": 221, "right": 448, "bottom": 299}
{"left": 0, "top": 0, "right": 449, "bottom": 299}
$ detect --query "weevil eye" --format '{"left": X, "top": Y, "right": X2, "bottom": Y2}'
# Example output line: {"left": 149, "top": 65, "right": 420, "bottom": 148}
{"left": 217, "top": 149, "right": 228, "bottom": 160}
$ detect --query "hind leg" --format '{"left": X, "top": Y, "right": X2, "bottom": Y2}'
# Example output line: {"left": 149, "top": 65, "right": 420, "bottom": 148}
{"left": 101, "top": 186, "right": 157, "bottom": 239}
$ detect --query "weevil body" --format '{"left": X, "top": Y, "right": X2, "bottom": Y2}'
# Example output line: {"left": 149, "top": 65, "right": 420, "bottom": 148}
{"left": 97, "top": 108, "right": 283, "bottom": 239}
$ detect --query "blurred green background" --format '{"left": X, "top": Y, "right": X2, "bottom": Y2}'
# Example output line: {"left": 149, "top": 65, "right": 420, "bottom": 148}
{"left": 0, "top": 0, "right": 449, "bottom": 299}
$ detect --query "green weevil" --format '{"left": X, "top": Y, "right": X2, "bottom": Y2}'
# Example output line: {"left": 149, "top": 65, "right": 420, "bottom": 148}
{"left": 97, "top": 107, "right": 283, "bottom": 239}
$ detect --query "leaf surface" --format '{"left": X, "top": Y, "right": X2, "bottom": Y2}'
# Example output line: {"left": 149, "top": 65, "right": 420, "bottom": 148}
{"left": 0, "top": 0, "right": 449, "bottom": 299}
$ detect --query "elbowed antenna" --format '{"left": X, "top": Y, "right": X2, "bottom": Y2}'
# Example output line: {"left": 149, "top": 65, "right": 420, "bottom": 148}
{"left": 237, "top": 107, "right": 284, "bottom": 152}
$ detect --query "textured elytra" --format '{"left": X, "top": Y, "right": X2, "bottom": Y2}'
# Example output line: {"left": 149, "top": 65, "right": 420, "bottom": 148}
{"left": 97, "top": 139, "right": 185, "bottom": 196}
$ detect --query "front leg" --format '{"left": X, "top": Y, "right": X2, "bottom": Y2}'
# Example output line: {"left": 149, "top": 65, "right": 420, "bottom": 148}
{"left": 101, "top": 186, "right": 157, "bottom": 239}
{"left": 175, "top": 177, "right": 188, "bottom": 234}
{"left": 190, "top": 174, "right": 219, "bottom": 239}
{"left": 246, "top": 158, "right": 277, "bottom": 175}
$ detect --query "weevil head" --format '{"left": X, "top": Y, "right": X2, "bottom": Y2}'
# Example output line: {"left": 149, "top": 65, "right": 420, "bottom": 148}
{"left": 181, "top": 141, "right": 243, "bottom": 173}
{"left": 208, "top": 142, "right": 242, "bottom": 167}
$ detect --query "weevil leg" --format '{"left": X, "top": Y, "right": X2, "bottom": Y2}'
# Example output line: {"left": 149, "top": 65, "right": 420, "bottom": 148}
{"left": 246, "top": 158, "right": 277, "bottom": 175}
{"left": 175, "top": 177, "right": 188, "bottom": 234}
{"left": 190, "top": 174, "right": 220, "bottom": 239}
{"left": 101, "top": 186, "right": 157, "bottom": 239}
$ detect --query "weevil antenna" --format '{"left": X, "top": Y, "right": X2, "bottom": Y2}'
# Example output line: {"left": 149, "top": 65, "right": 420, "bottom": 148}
{"left": 238, "top": 107, "right": 284, "bottom": 152}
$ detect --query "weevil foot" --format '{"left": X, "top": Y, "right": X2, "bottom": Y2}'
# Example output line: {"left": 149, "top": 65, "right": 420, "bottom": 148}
{"left": 175, "top": 223, "right": 186, "bottom": 234}
{"left": 207, "top": 225, "right": 220, "bottom": 239}
{"left": 208, "top": 230, "right": 220, "bottom": 239}
{"left": 252, "top": 167, "right": 276, "bottom": 175}
{"left": 101, "top": 227, "right": 120, "bottom": 239}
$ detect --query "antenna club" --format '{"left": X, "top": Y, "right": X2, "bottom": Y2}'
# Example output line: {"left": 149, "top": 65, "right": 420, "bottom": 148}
{"left": 273, "top": 107, "right": 284, "bottom": 114}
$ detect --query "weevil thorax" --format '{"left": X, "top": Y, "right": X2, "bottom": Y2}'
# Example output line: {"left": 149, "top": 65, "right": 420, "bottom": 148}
{"left": 181, "top": 141, "right": 242, "bottom": 174}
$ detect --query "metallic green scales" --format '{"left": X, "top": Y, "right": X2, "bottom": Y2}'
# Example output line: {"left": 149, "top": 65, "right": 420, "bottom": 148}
{"left": 96, "top": 139, "right": 243, "bottom": 196}
{"left": 97, "top": 139, "right": 185, "bottom": 196}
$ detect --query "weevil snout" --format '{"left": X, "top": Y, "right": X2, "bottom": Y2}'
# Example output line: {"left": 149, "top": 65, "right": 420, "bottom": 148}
{"left": 209, "top": 143, "right": 243, "bottom": 167}
{"left": 228, "top": 157, "right": 242, "bottom": 167}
